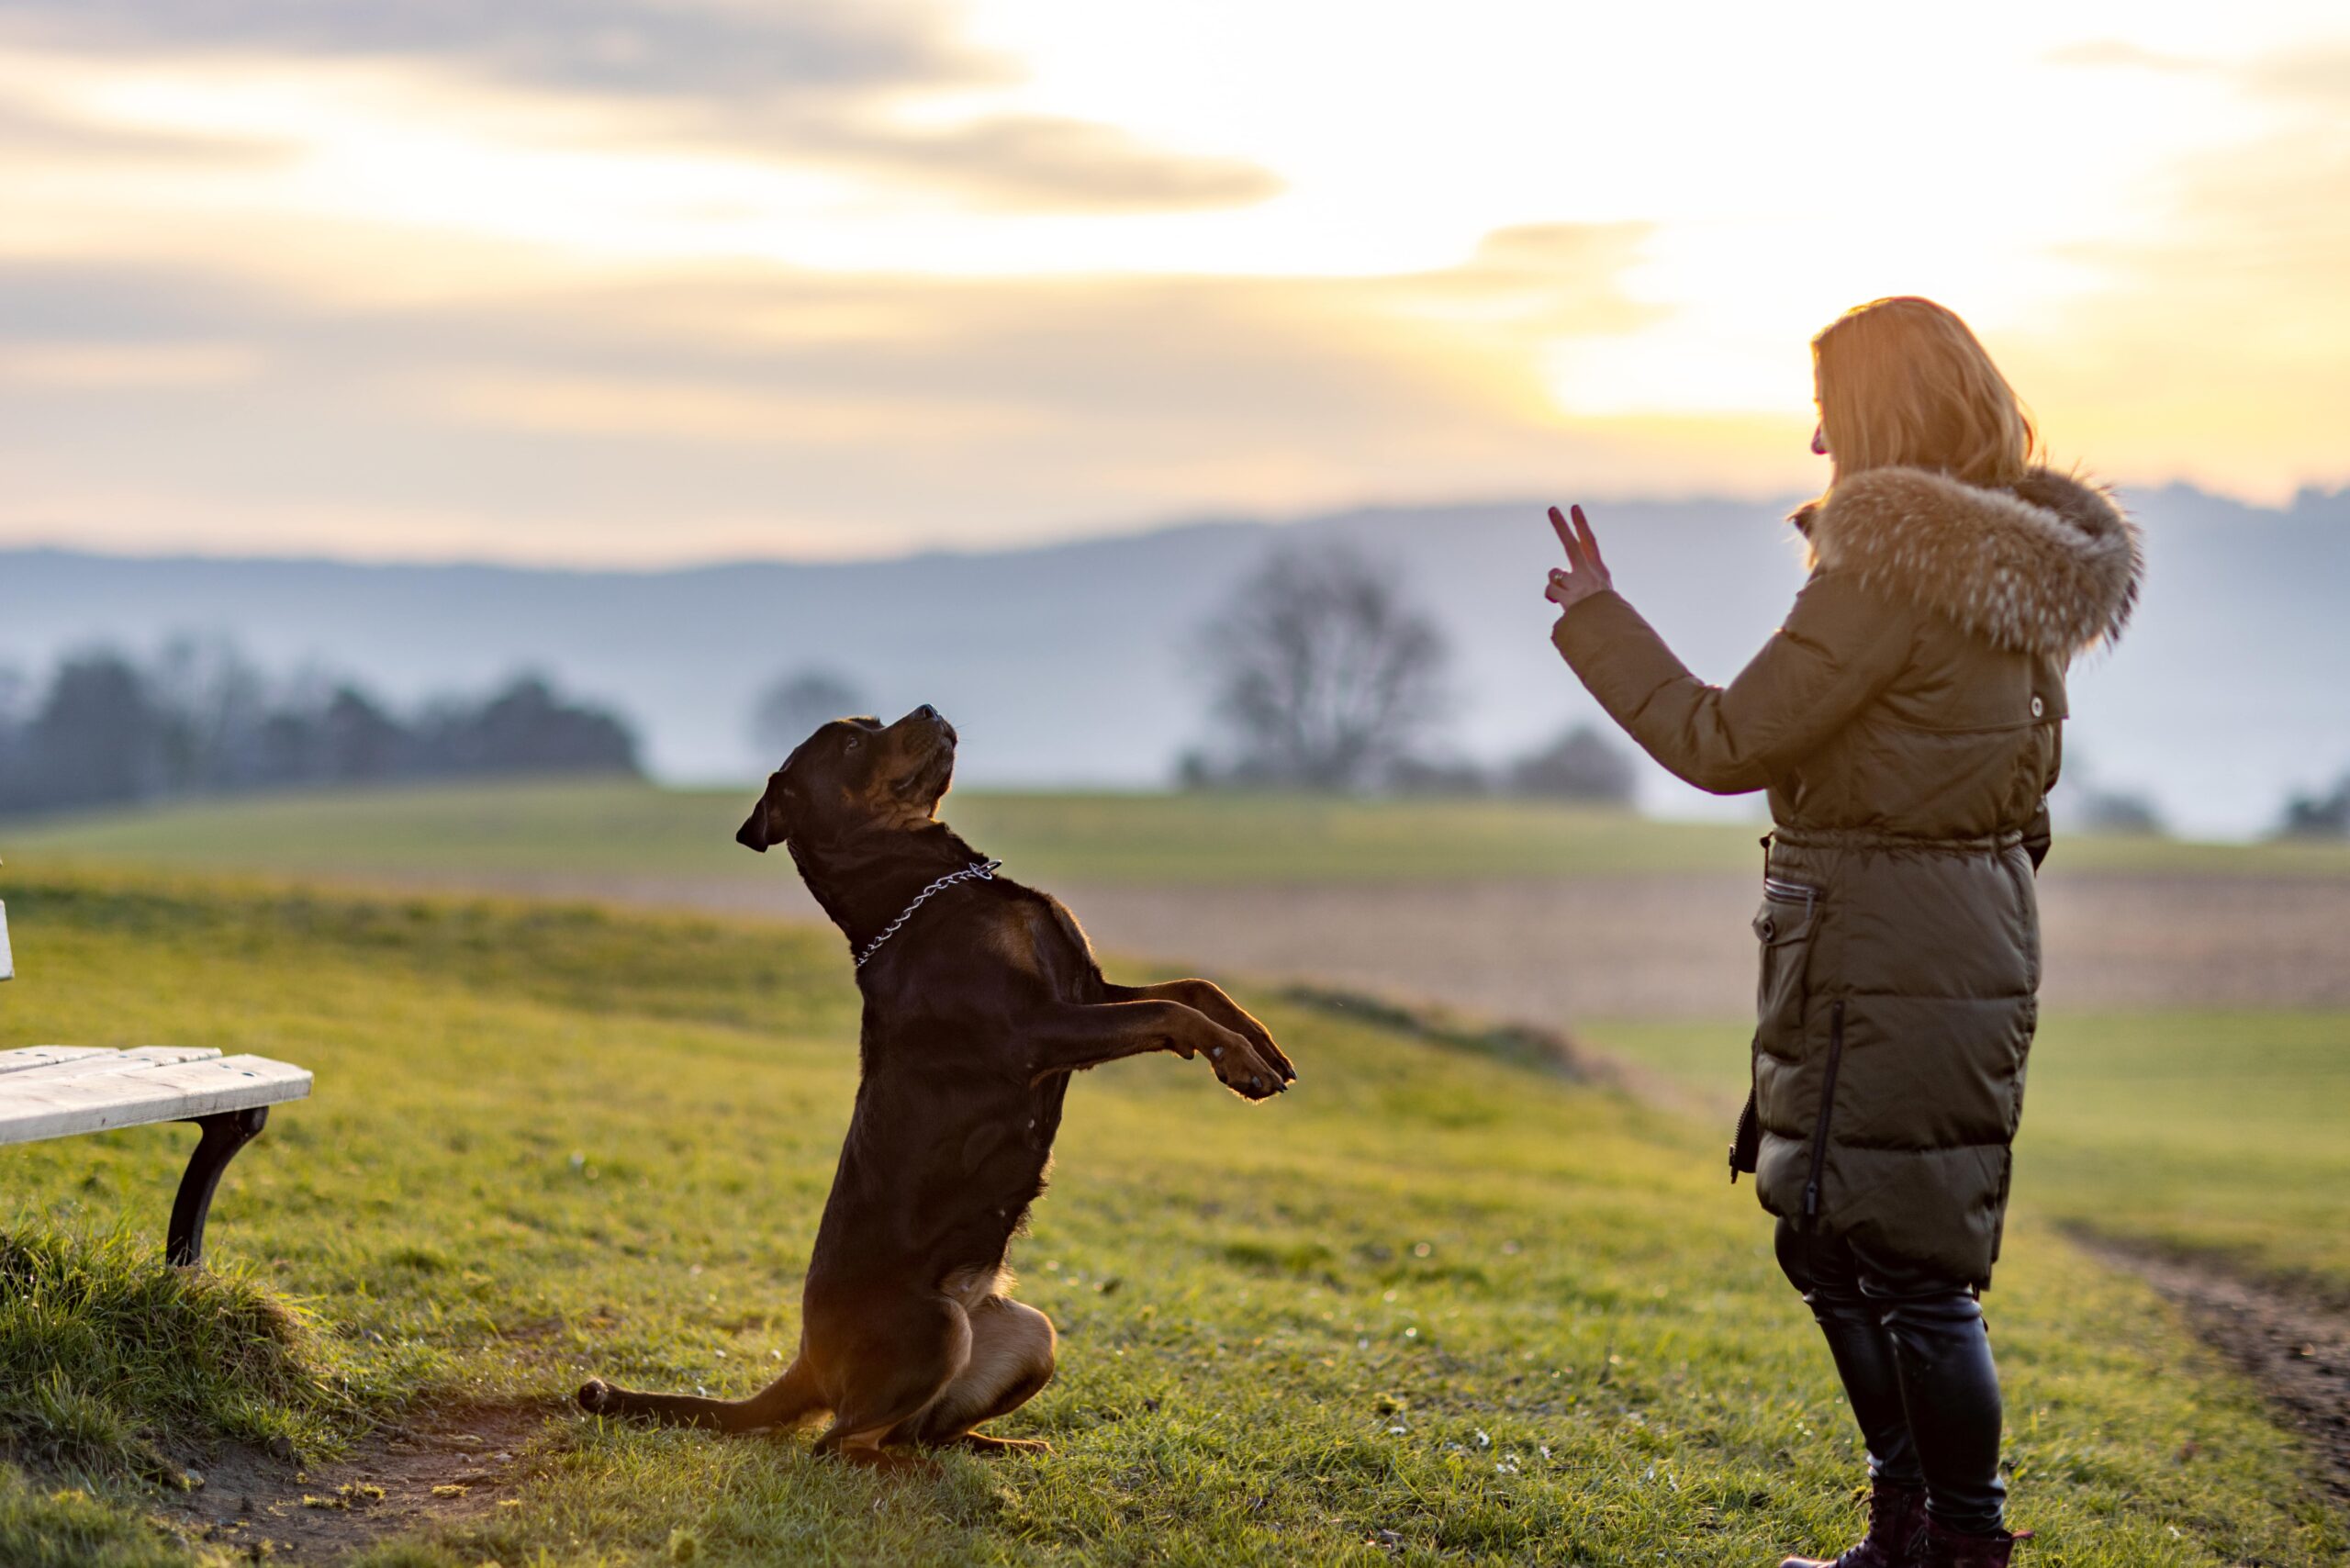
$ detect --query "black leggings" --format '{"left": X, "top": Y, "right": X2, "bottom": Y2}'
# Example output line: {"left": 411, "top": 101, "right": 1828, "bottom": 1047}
{"left": 1775, "top": 1218, "right": 2006, "bottom": 1536}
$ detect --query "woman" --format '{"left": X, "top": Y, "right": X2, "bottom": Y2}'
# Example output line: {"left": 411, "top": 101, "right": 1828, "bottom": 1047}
{"left": 1542, "top": 297, "right": 2142, "bottom": 1568}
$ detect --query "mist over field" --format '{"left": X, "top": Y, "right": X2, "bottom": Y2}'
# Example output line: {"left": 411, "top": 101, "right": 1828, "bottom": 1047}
{"left": 3, "top": 480, "right": 2342, "bottom": 839}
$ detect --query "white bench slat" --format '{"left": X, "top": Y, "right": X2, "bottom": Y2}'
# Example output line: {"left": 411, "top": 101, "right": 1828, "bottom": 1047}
{"left": 0, "top": 1047, "right": 115, "bottom": 1075}
{"left": 1, "top": 1047, "right": 226, "bottom": 1083}
{"left": 0, "top": 1054, "right": 313, "bottom": 1147}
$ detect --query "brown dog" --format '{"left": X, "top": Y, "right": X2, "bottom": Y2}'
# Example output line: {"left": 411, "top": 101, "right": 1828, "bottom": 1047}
{"left": 576, "top": 705, "right": 1293, "bottom": 1463}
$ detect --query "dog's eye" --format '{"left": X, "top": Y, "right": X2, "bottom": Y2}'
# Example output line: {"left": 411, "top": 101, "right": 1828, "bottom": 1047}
{"left": 844, "top": 736, "right": 861, "bottom": 753}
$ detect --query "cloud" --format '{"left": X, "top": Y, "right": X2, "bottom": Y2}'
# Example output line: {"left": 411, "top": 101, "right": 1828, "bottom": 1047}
{"left": 1383, "top": 223, "right": 1663, "bottom": 329}
{"left": 430, "top": 369, "right": 1042, "bottom": 445}
{"left": 0, "top": 226, "right": 1681, "bottom": 560}
{"left": 2042, "top": 39, "right": 2207, "bottom": 73}
{"left": 0, "top": 340, "right": 260, "bottom": 386}
{"left": 2246, "top": 43, "right": 2350, "bottom": 104}
{"left": 0, "top": 1, "right": 1281, "bottom": 214}
{"left": 784, "top": 112, "right": 1280, "bottom": 213}
{"left": 0, "top": 99, "right": 287, "bottom": 167}
{"left": 0, "top": 0, "right": 987, "bottom": 103}
{"left": 2047, "top": 36, "right": 2350, "bottom": 103}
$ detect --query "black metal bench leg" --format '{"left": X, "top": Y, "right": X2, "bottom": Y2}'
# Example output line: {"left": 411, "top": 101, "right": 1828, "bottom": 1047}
{"left": 168, "top": 1106, "right": 269, "bottom": 1267}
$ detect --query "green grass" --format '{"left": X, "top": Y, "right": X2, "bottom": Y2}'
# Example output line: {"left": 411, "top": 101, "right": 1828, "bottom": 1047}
{"left": 0, "top": 1225, "right": 386, "bottom": 1479}
{"left": 0, "top": 868, "right": 2339, "bottom": 1563}
{"left": 1587, "top": 1011, "right": 2350, "bottom": 1297}
{"left": 0, "top": 1469, "right": 199, "bottom": 1568}
{"left": 12, "top": 778, "right": 2346, "bottom": 887}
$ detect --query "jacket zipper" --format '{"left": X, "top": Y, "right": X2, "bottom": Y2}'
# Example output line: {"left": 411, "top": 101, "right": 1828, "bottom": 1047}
{"left": 1802, "top": 998, "right": 1847, "bottom": 1222}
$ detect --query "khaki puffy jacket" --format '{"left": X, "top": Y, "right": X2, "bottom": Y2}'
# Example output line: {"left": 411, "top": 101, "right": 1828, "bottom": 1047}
{"left": 1555, "top": 466, "right": 2143, "bottom": 1286}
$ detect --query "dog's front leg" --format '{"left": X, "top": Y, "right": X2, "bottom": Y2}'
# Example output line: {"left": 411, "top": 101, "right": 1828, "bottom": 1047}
{"left": 1021, "top": 1000, "right": 1286, "bottom": 1100}
{"left": 1102, "top": 980, "right": 1295, "bottom": 1084}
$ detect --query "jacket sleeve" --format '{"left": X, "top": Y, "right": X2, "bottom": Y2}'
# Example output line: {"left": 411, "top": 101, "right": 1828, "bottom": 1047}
{"left": 1550, "top": 571, "right": 1913, "bottom": 795}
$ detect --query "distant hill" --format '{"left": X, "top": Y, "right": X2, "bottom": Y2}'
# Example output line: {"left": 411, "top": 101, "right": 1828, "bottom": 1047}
{"left": 2, "top": 481, "right": 2344, "bottom": 838}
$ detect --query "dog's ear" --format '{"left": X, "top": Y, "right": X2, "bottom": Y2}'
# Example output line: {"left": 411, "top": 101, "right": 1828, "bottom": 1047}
{"left": 736, "top": 779, "right": 797, "bottom": 854}
{"left": 735, "top": 804, "right": 773, "bottom": 853}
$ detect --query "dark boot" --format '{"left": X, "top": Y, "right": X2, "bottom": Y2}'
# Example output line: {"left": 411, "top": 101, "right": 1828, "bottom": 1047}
{"left": 1910, "top": 1513, "right": 2030, "bottom": 1567}
{"left": 1779, "top": 1481, "right": 1927, "bottom": 1568}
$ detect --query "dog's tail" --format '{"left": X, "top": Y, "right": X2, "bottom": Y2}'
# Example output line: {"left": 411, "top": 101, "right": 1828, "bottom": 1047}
{"left": 577, "top": 1354, "right": 824, "bottom": 1433}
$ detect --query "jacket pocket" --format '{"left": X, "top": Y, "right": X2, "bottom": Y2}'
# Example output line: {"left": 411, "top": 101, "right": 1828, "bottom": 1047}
{"left": 1737, "top": 879, "right": 1818, "bottom": 1184}
{"left": 1751, "top": 880, "right": 1818, "bottom": 1053}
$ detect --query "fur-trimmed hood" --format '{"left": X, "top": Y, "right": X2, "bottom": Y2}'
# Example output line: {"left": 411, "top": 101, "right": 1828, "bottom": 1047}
{"left": 1790, "top": 466, "right": 2143, "bottom": 659}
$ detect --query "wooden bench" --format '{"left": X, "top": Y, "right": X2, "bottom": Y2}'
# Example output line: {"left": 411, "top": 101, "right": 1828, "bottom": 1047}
{"left": 0, "top": 900, "right": 312, "bottom": 1266}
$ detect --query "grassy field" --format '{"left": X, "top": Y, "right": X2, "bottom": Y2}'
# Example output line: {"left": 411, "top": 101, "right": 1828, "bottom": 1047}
{"left": 0, "top": 867, "right": 2342, "bottom": 1564}
{"left": 1588, "top": 1011, "right": 2350, "bottom": 1299}
{"left": 12, "top": 778, "right": 2350, "bottom": 886}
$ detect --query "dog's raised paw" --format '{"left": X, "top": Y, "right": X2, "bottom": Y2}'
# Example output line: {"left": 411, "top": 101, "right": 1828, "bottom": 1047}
{"left": 576, "top": 1378, "right": 612, "bottom": 1414}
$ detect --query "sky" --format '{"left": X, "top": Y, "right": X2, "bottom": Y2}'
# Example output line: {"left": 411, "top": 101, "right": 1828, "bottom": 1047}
{"left": 1, "top": 0, "right": 2344, "bottom": 565}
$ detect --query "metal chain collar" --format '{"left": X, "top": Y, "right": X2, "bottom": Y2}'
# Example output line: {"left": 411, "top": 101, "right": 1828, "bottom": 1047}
{"left": 854, "top": 859, "right": 1002, "bottom": 969}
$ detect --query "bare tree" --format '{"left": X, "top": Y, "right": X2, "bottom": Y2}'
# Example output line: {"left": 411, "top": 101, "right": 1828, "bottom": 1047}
{"left": 750, "top": 667, "right": 870, "bottom": 762}
{"left": 148, "top": 635, "right": 269, "bottom": 792}
{"left": 1192, "top": 543, "right": 1450, "bottom": 790}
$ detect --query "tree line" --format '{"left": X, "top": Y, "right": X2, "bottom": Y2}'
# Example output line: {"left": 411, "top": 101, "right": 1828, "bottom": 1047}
{"left": 0, "top": 640, "right": 639, "bottom": 818}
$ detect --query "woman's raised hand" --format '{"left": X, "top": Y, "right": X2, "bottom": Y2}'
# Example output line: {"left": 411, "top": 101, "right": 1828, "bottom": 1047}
{"left": 1544, "top": 503, "right": 1614, "bottom": 611}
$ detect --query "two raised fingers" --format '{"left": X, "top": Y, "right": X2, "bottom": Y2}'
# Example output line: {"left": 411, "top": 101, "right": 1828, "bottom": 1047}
{"left": 1548, "top": 503, "right": 1606, "bottom": 577}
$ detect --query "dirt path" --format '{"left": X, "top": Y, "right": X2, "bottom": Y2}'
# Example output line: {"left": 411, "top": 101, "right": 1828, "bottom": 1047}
{"left": 2071, "top": 1235, "right": 2350, "bottom": 1507}
{"left": 161, "top": 1401, "right": 551, "bottom": 1562}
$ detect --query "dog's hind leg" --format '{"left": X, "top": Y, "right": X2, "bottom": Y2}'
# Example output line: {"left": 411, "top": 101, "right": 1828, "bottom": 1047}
{"left": 577, "top": 1352, "right": 824, "bottom": 1433}
{"left": 891, "top": 1296, "right": 1057, "bottom": 1454}
{"left": 810, "top": 1296, "right": 971, "bottom": 1463}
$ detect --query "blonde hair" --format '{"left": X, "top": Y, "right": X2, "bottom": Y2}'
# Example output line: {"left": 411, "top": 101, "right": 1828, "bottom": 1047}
{"left": 1812, "top": 297, "right": 2037, "bottom": 492}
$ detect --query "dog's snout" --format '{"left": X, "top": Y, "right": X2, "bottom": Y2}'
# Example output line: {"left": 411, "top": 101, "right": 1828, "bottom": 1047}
{"left": 914, "top": 704, "right": 938, "bottom": 722}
